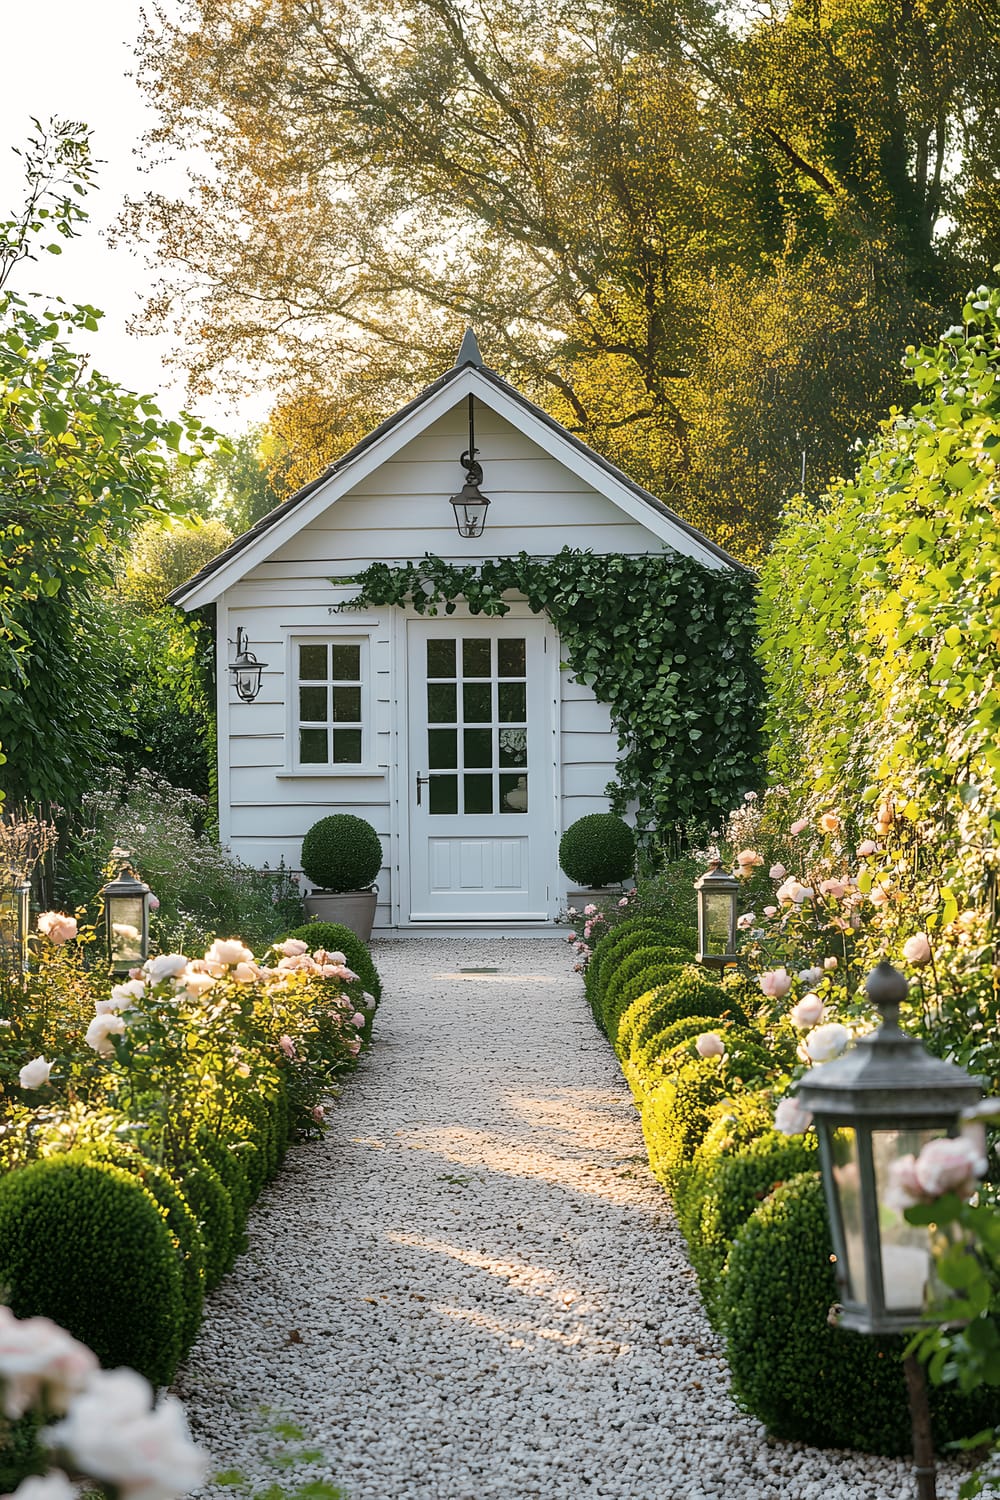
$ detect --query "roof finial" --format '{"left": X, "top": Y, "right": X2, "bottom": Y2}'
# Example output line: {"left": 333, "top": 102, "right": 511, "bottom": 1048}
{"left": 455, "top": 328, "right": 483, "bottom": 368}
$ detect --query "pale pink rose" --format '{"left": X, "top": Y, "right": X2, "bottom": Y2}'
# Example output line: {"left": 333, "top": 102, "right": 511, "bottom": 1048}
{"left": 735, "top": 849, "right": 763, "bottom": 873}
{"left": 804, "top": 1022, "right": 850, "bottom": 1063}
{"left": 144, "top": 954, "right": 188, "bottom": 984}
{"left": 763, "top": 905, "right": 778, "bottom": 918}
{"left": 85, "top": 1013, "right": 127, "bottom": 1057}
{"left": 819, "top": 878, "right": 848, "bottom": 899}
{"left": 0, "top": 1307, "right": 98, "bottom": 1418}
{"left": 147, "top": 893, "right": 161, "bottom": 911}
{"left": 180, "top": 968, "right": 215, "bottom": 998}
{"left": 346, "top": 1038, "right": 361, "bottom": 1056}
{"left": 869, "top": 884, "right": 892, "bottom": 907}
{"left": 274, "top": 938, "right": 309, "bottom": 957}
{"left": 913, "top": 1136, "right": 986, "bottom": 1200}
{"left": 856, "top": 839, "right": 878, "bottom": 857}
{"left": 775, "top": 878, "right": 797, "bottom": 904}
{"left": 205, "top": 938, "right": 254, "bottom": 967}
{"left": 19, "top": 1055, "right": 53, "bottom": 1089}
{"left": 823, "top": 956, "right": 838, "bottom": 969}
{"left": 695, "top": 1032, "right": 726, "bottom": 1058}
{"left": 789, "top": 881, "right": 815, "bottom": 903}
{"left": 584, "top": 903, "right": 598, "bottom": 915}
{"left": 902, "top": 933, "right": 932, "bottom": 966}
{"left": 36, "top": 912, "right": 77, "bottom": 946}
{"left": 567, "top": 931, "right": 577, "bottom": 941}
{"left": 44, "top": 1367, "right": 209, "bottom": 1500}
{"left": 327, "top": 951, "right": 347, "bottom": 965}
{"left": 618, "top": 896, "right": 629, "bottom": 907}
{"left": 351, "top": 1012, "right": 366, "bottom": 1028}
{"left": 886, "top": 1153, "right": 924, "bottom": 1209}
{"left": 759, "top": 967, "right": 792, "bottom": 998}
{"left": 278, "top": 953, "right": 312, "bottom": 971}
{"left": 233, "top": 961, "right": 259, "bottom": 983}
{"left": 789, "top": 818, "right": 809, "bottom": 836}
{"left": 736, "top": 912, "right": 755, "bottom": 930}
{"left": 311, "top": 1105, "right": 326, "bottom": 1123}
{"left": 818, "top": 812, "right": 840, "bottom": 833}
{"left": 774, "top": 1096, "right": 813, "bottom": 1135}
{"left": 790, "top": 994, "right": 825, "bottom": 1029}
{"left": 278, "top": 1035, "right": 296, "bottom": 1059}
{"left": 10, "top": 1474, "right": 78, "bottom": 1500}
{"left": 769, "top": 863, "right": 787, "bottom": 880}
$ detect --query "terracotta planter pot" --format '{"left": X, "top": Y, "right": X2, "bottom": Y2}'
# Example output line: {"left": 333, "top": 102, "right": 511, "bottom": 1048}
{"left": 303, "top": 890, "right": 378, "bottom": 943}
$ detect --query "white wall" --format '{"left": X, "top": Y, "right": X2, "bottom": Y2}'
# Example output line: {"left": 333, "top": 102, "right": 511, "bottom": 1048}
{"left": 215, "top": 402, "right": 667, "bottom": 925}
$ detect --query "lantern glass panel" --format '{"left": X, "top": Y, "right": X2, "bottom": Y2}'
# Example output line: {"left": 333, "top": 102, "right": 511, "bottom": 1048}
{"left": 109, "top": 896, "right": 146, "bottom": 965}
{"left": 0, "top": 891, "right": 18, "bottom": 948}
{"left": 873, "top": 1126, "right": 938, "bottom": 1313}
{"left": 831, "top": 1127, "right": 867, "bottom": 1306}
{"left": 702, "top": 889, "right": 734, "bottom": 954}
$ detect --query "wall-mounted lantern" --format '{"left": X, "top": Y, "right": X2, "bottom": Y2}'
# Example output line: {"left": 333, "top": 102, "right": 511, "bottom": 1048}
{"left": 229, "top": 627, "right": 268, "bottom": 703}
{"left": 449, "top": 394, "right": 491, "bottom": 538}
{"left": 694, "top": 858, "right": 740, "bottom": 969}
{"left": 0, "top": 879, "right": 31, "bottom": 972}
{"left": 100, "top": 864, "right": 151, "bottom": 974}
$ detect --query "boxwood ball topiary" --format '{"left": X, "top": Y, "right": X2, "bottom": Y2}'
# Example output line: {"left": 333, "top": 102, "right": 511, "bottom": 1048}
{"left": 559, "top": 814, "right": 635, "bottom": 888}
{"left": 301, "top": 813, "right": 383, "bottom": 893}
{"left": 0, "top": 1152, "right": 185, "bottom": 1386}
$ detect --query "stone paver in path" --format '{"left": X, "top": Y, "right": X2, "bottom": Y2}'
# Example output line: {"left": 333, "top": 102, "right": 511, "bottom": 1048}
{"left": 179, "top": 938, "right": 968, "bottom": 1500}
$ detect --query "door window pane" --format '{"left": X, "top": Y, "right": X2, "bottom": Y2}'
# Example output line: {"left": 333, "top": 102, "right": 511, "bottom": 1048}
{"left": 500, "top": 774, "right": 528, "bottom": 813}
{"left": 498, "top": 682, "right": 526, "bottom": 723}
{"left": 299, "top": 727, "right": 328, "bottom": 763}
{"left": 498, "top": 638, "right": 526, "bottom": 677}
{"left": 429, "top": 775, "right": 458, "bottom": 815}
{"left": 428, "top": 729, "right": 457, "bottom": 770}
{"left": 463, "top": 683, "right": 491, "bottom": 722}
{"left": 299, "top": 685, "right": 327, "bottom": 722}
{"left": 498, "top": 727, "right": 527, "bottom": 767}
{"left": 463, "top": 638, "right": 491, "bottom": 677}
{"left": 428, "top": 683, "right": 457, "bottom": 723}
{"left": 333, "top": 728, "right": 363, "bottom": 763}
{"left": 427, "top": 639, "right": 456, "bottom": 678}
{"left": 332, "top": 643, "right": 361, "bottom": 679}
{"left": 332, "top": 686, "right": 362, "bottom": 722}
{"left": 464, "top": 775, "right": 493, "bottom": 814}
{"left": 464, "top": 728, "right": 493, "bottom": 768}
{"left": 299, "top": 643, "right": 327, "bottom": 680}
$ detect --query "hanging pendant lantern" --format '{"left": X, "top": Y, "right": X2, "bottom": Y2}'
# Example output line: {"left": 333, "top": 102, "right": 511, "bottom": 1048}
{"left": 229, "top": 627, "right": 268, "bottom": 703}
{"left": 449, "top": 394, "right": 491, "bottom": 538}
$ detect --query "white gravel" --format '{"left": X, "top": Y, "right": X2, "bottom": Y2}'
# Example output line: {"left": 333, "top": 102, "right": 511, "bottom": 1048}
{"left": 178, "top": 938, "right": 971, "bottom": 1500}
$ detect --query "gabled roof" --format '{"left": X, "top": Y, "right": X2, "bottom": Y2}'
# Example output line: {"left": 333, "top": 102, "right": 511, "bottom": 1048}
{"left": 168, "top": 342, "right": 747, "bottom": 609}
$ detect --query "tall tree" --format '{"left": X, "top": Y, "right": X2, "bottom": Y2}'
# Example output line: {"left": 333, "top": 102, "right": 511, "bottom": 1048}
{"left": 130, "top": 0, "right": 1000, "bottom": 558}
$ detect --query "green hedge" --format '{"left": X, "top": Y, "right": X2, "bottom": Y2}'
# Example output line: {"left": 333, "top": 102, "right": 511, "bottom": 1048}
{"left": 599, "top": 946, "right": 692, "bottom": 1034}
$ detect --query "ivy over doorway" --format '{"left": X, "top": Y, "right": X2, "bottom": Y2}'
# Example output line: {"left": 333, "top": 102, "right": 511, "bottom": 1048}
{"left": 338, "top": 549, "right": 762, "bottom": 845}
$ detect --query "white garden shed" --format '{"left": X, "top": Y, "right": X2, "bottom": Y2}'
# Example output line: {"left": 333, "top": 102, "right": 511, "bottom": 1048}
{"left": 169, "top": 334, "right": 742, "bottom": 931}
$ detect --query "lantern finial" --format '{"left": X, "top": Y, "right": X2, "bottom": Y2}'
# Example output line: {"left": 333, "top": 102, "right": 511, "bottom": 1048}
{"left": 865, "top": 960, "right": 908, "bottom": 1031}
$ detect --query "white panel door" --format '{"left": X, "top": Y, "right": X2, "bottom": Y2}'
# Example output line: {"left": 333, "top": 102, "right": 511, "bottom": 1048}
{"left": 407, "top": 618, "right": 552, "bottom": 920}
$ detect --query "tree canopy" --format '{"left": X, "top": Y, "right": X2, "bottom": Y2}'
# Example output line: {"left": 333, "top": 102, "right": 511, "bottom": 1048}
{"left": 131, "top": 0, "right": 1000, "bottom": 558}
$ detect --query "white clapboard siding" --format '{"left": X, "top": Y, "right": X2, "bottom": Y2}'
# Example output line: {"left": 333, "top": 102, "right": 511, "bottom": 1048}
{"left": 207, "top": 396, "right": 698, "bottom": 923}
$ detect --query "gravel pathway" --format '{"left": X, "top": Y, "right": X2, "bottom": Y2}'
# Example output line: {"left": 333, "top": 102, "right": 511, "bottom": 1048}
{"left": 179, "top": 938, "right": 968, "bottom": 1500}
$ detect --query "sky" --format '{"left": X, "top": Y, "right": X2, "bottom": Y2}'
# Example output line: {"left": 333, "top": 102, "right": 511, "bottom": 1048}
{"left": 0, "top": 0, "right": 268, "bottom": 433}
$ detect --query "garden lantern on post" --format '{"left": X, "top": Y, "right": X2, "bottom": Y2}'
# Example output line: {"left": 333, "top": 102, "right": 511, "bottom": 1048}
{"left": 228, "top": 627, "right": 268, "bottom": 703}
{"left": 0, "top": 878, "right": 31, "bottom": 972}
{"left": 100, "top": 865, "right": 151, "bottom": 974}
{"left": 795, "top": 960, "right": 983, "bottom": 1500}
{"left": 694, "top": 858, "right": 739, "bottom": 970}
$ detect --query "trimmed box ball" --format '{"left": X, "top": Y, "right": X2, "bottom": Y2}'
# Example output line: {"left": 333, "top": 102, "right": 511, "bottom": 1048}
{"left": 559, "top": 813, "right": 635, "bottom": 887}
{"left": 300, "top": 813, "right": 383, "bottom": 893}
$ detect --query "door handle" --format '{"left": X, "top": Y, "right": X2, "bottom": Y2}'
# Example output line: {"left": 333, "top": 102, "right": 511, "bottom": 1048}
{"left": 415, "top": 772, "right": 430, "bottom": 805}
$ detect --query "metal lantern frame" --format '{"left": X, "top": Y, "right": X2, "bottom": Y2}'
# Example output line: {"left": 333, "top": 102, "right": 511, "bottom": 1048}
{"left": 694, "top": 858, "right": 740, "bottom": 970}
{"left": 100, "top": 864, "right": 151, "bottom": 974}
{"left": 449, "top": 394, "right": 491, "bottom": 538}
{"left": 795, "top": 961, "right": 982, "bottom": 1338}
{"left": 0, "top": 878, "right": 31, "bottom": 972}
{"left": 228, "top": 627, "right": 268, "bottom": 703}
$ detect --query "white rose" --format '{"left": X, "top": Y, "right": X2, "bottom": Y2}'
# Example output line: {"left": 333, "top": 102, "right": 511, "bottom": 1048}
{"left": 789, "top": 993, "right": 825, "bottom": 1029}
{"left": 797, "top": 967, "right": 824, "bottom": 987}
{"left": 0, "top": 1308, "right": 98, "bottom": 1419}
{"left": 144, "top": 954, "right": 189, "bottom": 984}
{"left": 85, "top": 1013, "right": 127, "bottom": 1057}
{"left": 273, "top": 939, "right": 309, "bottom": 957}
{"left": 44, "top": 1369, "right": 209, "bottom": 1500}
{"left": 205, "top": 938, "right": 254, "bottom": 967}
{"left": 10, "top": 1473, "right": 79, "bottom": 1500}
{"left": 774, "top": 1096, "right": 813, "bottom": 1136}
{"left": 179, "top": 968, "right": 216, "bottom": 998}
{"left": 804, "top": 1022, "right": 851, "bottom": 1064}
{"left": 102, "top": 981, "right": 145, "bottom": 1013}
{"left": 695, "top": 1032, "right": 726, "bottom": 1058}
{"left": 19, "top": 1055, "right": 53, "bottom": 1090}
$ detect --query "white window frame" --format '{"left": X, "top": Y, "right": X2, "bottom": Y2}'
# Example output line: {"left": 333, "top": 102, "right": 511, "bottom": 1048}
{"left": 281, "top": 630, "right": 378, "bottom": 776}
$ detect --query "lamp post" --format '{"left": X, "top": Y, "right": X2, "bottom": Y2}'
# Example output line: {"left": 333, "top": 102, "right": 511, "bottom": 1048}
{"left": 694, "top": 858, "right": 740, "bottom": 970}
{"left": 795, "top": 960, "right": 983, "bottom": 1500}
{"left": 100, "top": 865, "right": 151, "bottom": 974}
{"left": 449, "top": 394, "right": 491, "bottom": 538}
{"left": 0, "top": 879, "right": 30, "bottom": 972}
{"left": 228, "top": 628, "right": 268, "bottom": 703}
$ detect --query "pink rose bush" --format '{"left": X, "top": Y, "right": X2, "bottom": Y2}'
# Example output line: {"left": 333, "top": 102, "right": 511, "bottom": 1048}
{"left": 36, "top": 913, "right": 77, "bottom": 947}
{"left": 888, "top": 1136, "right": 987, "bottom": 1207}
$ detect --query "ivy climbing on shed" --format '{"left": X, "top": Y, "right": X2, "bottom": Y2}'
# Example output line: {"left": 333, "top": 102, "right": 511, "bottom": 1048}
{"left": 338, "top": 548, "right": 763, "bottom": 845}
